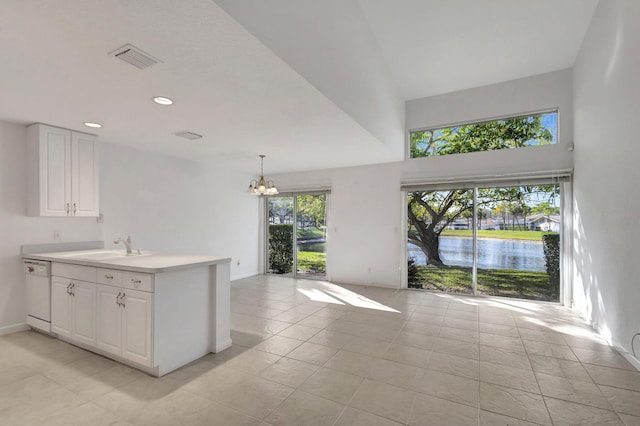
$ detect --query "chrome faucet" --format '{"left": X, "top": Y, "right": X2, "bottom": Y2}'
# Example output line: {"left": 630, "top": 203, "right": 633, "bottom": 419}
{"left": 114, "top": 235, "right": 132, "bottom": 254}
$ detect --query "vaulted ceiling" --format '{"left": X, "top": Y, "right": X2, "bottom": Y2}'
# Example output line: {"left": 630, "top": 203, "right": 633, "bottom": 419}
{"left": 0, "top": 0, "right": 597, "bottom": 173}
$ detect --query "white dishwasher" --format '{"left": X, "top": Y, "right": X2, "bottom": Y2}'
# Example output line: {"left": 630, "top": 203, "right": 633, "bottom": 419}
{"left": 24, "top": 259, "right": 52, "bottom": 332}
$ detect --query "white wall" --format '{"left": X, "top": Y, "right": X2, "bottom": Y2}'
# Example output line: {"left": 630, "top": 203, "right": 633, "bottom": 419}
{"left": 0, "top": 121, "right": 102, "bottom": 334}
{"left": 99, "top": 143, "right": 260, "bottom": 281}
{"left": 572, "top": 0, "right": 640, "bottom": 356}
{"left": 274, "top": 70, "right": 573, "bottom": 288}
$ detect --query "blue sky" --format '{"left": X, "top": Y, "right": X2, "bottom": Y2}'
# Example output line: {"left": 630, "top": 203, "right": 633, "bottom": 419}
{"left": 540, "top": 112, "right": 558, "bottom": 144}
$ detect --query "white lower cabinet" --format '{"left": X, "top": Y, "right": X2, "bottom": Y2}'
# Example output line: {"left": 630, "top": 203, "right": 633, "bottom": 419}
{"left": 121, "top": 289, "right": 153, "bottom": 366}
{"left": 96, "top": 283, "right": 153, "bottom": 367}
{"left": 95, "top": 284, "right": 122, "bottom": 356}
{"left": 51, "top": 276, "right": 96, "bottom": 346}
{"left": 51, "top": 276, "right": 73, "bottom": 338}
{"left": 52, "top": 263, "right": 153, "bottom": 370}
{"left": 47, "top": 259, "right": 228, "bottom": 377}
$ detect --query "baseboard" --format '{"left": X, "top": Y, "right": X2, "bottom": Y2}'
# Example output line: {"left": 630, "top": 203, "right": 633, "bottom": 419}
{"left": 613, "top": 344, "right": 640, "bottom": 372}
{"left": 212, "top": 339, "right": 233, "bottom": 353}
{"left": 0, "top": 322, "right": 29, "bottom": 336}
{"left": 330, "top": 279, "right": 403, "bottom": 290}
{"left": 231, "top": 271, "right": 260, "bottom": 281}
{"left": 582, "top": 317, "right": 640, "bottom": 373}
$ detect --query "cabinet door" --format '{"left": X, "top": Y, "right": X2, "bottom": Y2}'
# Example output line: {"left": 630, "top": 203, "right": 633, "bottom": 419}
{"left": 40, "top": 126, "right": 71, "bottom": 216}
{"left": 71, "top": 133, "right": 99, "bottom": 217}
{"left": 71, "top": 280, "right": 96, "bottom": 346}
{"left": 51, "top": 276, "right": 72, "bottom": 338}
{"left": 96, "top": 284, "right": 122, "bottom": 357}
{"left": 121, "top": 289, "right": 153, "bottom": 367}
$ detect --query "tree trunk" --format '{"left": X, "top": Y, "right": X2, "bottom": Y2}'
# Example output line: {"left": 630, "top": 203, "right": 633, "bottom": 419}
{"left": 424, "top": 233, "right": 444, "bottom": 267}
{"left": 409, "top": 229, "right": 444, "bottom": 267}
{"left": 407, "top": 191, "right": 467, "bottom": 268}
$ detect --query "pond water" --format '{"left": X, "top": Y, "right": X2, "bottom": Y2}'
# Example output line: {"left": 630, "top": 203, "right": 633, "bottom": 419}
{"left": 408, "top": 236, "right": 545, "bottom": 272}
{"left": 299, "top": 238, "right": 545, "bottom": 272}
{"left": 298, "top": 242, "right": 326, "bottom": 253}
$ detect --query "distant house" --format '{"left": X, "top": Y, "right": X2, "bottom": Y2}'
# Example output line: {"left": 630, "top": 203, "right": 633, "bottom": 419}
{"left": 481, "top": 218, "right": 504, "bottom": 230}
{"left": 528, "top": 214, "right": 560, "bottom": 232}
{"left": 448, "top": 220, "right": 470, "bottom": 230}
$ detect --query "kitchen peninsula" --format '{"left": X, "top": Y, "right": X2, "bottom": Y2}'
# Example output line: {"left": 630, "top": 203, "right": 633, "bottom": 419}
{"left": 24, "top": 249, "right": 232, "bottom": 376}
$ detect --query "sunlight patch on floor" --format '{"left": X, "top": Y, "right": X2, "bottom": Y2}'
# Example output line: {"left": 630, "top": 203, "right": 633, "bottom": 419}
{"left": 485, "top": 299, "right": 543, "bottom": 315}
{"left": 552, "top": 324, "right": 604, "bottom": 340}
{"left": 297, "top": 283, "right": 400, "bottom": 313}
{"left": 297, "top": 288, "right": 345, "bottom": 305}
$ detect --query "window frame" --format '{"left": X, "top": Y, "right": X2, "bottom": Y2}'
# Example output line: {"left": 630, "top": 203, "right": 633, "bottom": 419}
{"left": 407, "top": 108, "right": 560, "bottom": 160}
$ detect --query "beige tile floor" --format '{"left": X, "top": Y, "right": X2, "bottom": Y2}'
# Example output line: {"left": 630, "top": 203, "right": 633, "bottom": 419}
{"left": 2, "top": 275, "right": 640, "bottom": 425}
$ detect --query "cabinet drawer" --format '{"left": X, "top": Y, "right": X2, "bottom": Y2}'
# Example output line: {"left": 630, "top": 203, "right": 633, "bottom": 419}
{"left": 122, "top": 272, "right": 153, "bottom": 292}
{"left": 52, "top": 263, "right": 96, "bottom": 282}
{"left": 97, "top": 268, "right": 123, "bottom": 286}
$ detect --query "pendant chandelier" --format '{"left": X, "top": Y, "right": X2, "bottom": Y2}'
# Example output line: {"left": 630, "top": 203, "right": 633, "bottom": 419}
{"left": 247, "top": 155, "right": 279, "bottom": 195}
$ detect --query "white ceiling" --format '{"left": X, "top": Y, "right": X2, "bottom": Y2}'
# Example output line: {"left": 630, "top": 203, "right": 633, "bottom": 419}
{"left": 0, "top": 0, "right": 598, "bottom": 174}
{"left": 0, "top": 0, "right": 395, "bottom": 174}
{"left": 358, "top": 0, "right": 599, "bottom": 100}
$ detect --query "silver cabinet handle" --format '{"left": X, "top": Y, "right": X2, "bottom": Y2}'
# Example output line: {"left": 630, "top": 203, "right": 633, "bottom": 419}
{"left": 66, "top": 283, "right": 72, "bottom": 295}
{"left": 116, "top": 292, "right": 122, "bottom": 306}
{"left": 120, "top": 292, "right": 125, "bottom": 308}
{"left": 105, "top": 275, "right": 114, "bottom": 280}
{"left": 66, "top": 203, "right": 70, "bottom": 215}
{"left": 69, "top": 283, "right": 75, "bottom": 296}
{"left": 73, "top": 203, "right": 77, "bottom": 215}
{"left": 131, "top": 279, "right": 142, "bottom": 284}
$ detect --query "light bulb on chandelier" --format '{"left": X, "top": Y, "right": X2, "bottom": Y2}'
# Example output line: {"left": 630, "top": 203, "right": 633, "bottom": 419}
{"left": 247, "top": 155, "right": 279, "bottom": 196}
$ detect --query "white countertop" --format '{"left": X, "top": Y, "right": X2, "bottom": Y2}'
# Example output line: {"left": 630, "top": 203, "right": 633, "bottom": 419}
{"left": 23, "top": 249, "right": 231, "bottom": 273}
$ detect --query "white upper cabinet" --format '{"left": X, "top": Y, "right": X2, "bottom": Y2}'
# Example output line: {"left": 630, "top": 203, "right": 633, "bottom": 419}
{"left": 27, "top": 123, "right": 99, "bottom": 217}
{"left": 71, "top": 132, "right": 99, "bottom": 216}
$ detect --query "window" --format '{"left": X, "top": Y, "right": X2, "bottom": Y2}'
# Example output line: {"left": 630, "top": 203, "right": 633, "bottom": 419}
{"left": 409, "top": 111, "right": 558, "bottom": 158}
{"left": 407, "top": 183, "right": 562, "bottom": 301}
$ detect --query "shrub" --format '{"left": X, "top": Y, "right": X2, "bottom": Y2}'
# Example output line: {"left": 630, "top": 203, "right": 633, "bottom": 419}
{"left": 542, "top": 233, "right": 560, "bottom": 295}
{"left": 269, "top": 224, "right": 293, "bottom": 273}
{"left": 407, "top": 258, "right": 422, "bottom": 288}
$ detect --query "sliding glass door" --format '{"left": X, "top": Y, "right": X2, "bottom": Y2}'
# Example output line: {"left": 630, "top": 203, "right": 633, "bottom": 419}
{"left": 407, "top": 183, "right": 562, "bottom": 301}
{"left": 475, "top": 184, "right": 560, "bottom": 300}
{"left": 296, "top": 195, "right": 327, "bottom": 278}
{"left": 267, "top": 194, "right": 327, "bottom": 279}
{"left": 408, "top": 189, "right": 474, "bottom": 294}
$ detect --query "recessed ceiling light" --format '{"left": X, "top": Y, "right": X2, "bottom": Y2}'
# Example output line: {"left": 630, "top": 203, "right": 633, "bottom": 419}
{"left": 153, "top": 96, "right": 174, "bottom": 106}
{"left": 83, "top": 122, "right": 102, "bottom": 128}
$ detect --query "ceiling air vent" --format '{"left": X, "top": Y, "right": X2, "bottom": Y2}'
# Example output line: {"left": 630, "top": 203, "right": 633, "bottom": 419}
{"left": 109, "top": 44, "right": 161, "bottom": 70}
{"left": 175, "top": 131, "right": 203, "bottom": 140}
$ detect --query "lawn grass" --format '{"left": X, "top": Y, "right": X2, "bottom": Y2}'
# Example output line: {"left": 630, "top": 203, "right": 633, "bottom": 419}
{"left": 440, "top": 229, "right": 551, "bottom": 241}
{"left": 414, "top": 265, "right": 558, "bottom": 301}
{"left": 297, "top": 251, "right": 326, "bottom": 273}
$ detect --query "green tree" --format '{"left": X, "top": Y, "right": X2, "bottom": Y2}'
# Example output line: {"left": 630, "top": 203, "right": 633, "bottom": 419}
{"left": 530, "top": 201, "right": 560, "bottom": 215}
{"left": 408, "top": 115, "right": 555, "bottom": 266}
{"left": 269, "top": 197, "right": 293, "bottom": 224}
{"left": 493, "top": 203, "right": 509, "bottom": 229}
{"left": 410, "top": 115, "right": 553, "bottom": 158}
{"left": 297, "top": 195, "right": 326, "bottom": 229}
{"left": 409, "top": 188, "right": 523, "bottom": 266}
